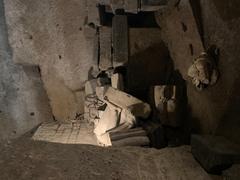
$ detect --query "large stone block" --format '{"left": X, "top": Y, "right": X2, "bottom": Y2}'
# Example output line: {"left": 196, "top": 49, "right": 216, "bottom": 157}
{"left": 87, "top": 0, "right": 100, "bottom": 26}
{"left": 99, "top": 27, "right": 112, "bottom": 71}
{"left": 191, "top": 135, "right": 240, "bottom": 173}
{"left": 96, "top": 86, "right": 109, "bottom": 101}
{"left": 112, "top": 15, "right": 129, "bottom": 67}
{"left": 104, "top": 87, "right": 151, "bottom": 118}
{"left": 111, "top": 73, "right": 124, "bottom": 90}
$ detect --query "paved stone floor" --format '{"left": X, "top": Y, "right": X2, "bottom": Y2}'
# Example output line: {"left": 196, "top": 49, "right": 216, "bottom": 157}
{"left": 32, "top": 122, "right": 98, "bottom": 145}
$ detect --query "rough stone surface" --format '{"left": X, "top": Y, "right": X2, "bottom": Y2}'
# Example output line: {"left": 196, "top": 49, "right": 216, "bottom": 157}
{"left": 99, "top": 26, "right": 112, "bottom": 71}
{"left": 112, "top": 15, "right": 129, "bottom": 67}
{"left": 85, "top": 79, "right": 98, "bottom": 95}
{"left": 87, "top": 0, "right": 100, "bottom": 26}
{"left": 0, "top": 0, "right": 53, "bottom": 141}
{"left": 0, "top": 137, "right": 213, "bottom": 180}
{"left": 4, "top": 0, "right": 98, "bottom": 121}
{"left": 223, "top": 164, "right": 240, "bottom": 180}
{"left": 155, "top": 0, "right": 205, "bottom": 80}
{"left": 155, "top": 0, "right": 240, "bottom": 144}
{"left": 111, "top": 73, "right": 124, "bottom": 90}
{"left": 128, "top": 28, "right": 173, "bottom": 98}
{"left": 94, "top": 102, "right": 120, "bottom": 136}
{"left": 141, "top": 0, "right": 167, "bottom": 11}
{"left": 33, "top": 122, "right": 98, "bottom": 145}
{"left": 191, "top": 135, "right": 240, "bottom": 173}
{"left": 124, "top": 0, "right": 138, "bottom": 13}
{"left": 96, "top": 86, "right": 109, "bottom": 101}
{"left": 104, "top": 87, "right": 151, "bottom": 118}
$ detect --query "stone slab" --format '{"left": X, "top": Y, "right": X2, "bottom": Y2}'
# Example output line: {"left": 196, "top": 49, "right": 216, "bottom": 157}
{"left": 33, "top": 122, "right": 98, "bottom": 145}
{"left": 124, "top": 0, "right": 139, "bottom": 13}
{"left": 104, "top": 87, "right": 151, "bottom": 118}
{"left": 99, "top": 27, "right": 112, "bottom": 71}
{"left": 87, "top": 0, "right": 100, "bottom": 26}
{"left": 191, "top": 135, "right": 240, "bottom": 173}
{"left": 111, "top": 73, "right": 124, "bottom": 90}
{"left": 112, "top": 15, "right": 129, "bottom": 67}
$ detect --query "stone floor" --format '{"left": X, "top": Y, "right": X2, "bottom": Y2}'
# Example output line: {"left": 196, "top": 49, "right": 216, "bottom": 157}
{"left": 0, "top": 136, "right": 217, "bottom": 180}
{"left": 32, "top": 122, "right": 98, "bottom": 145}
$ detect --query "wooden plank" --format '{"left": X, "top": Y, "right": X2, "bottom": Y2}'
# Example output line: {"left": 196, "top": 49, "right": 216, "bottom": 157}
{"left": 99, "top": 27, "right": 112, "bottom": 71}
{"left": 112, "top": 15, "right": 129, "bottom": 67}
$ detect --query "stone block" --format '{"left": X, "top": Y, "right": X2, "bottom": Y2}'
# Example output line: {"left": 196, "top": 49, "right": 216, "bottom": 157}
{"left": 91, "top": 31, "right": 100, "bottom": 78}
{"left": 99, "top": 27, "right": 112, "bottom": 71}
{"left": 96, "top": 86, "right": 109, "bottom": 101}
{"left": 191, "top": 135, "right": 240, "bottom": 174}
{"left": 104, "top": 87, "right": 151, "bottom": 118}
{"left": 112, "top": 136, "right": 150, "bottom": 147}
{"left": 119, "top": 109, "right": 136, "bottom": 128}
{"left": 95, "top": 132, "right": 112, "bottom": 146}
{"left": 112, "top": 15, "right": 129, "bottom": 67}
{"left": 85, "top": 79, "right": 98, "bottom": 95}
{"left": 124, "top": 0, "right": 139, "bottom": 14}
{"left": 94, "top": 102, "right": 121, "bottom": 135}
{"left": 87, "top": 0, "right": 100, "bottom": 26}
{"left": 110, "top": 0, "right": 124, "bottom": 13}
{"left": 97, "top": 77, "right": 111, "bottom": 86}
{"left": 141, "top": 0, "right": 167, "bottom": 11}
{"left": 111, "top": 73, "right": 124, "bottom": 90}
{"left": 152, "top": 85, "right": 180, "bottom": 127}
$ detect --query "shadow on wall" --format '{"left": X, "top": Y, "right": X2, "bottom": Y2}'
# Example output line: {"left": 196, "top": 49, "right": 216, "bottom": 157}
{"left": 216, "top": 73, "right": 240, "bottom": 144}
{"left": 127, "top": 42, "right": 174, "bottom": 100}
{"left": 212, "top": 0, "right": 240, "bottom": 21}
{"left": 0, "top": 0, "right": 53, "bottom": 141}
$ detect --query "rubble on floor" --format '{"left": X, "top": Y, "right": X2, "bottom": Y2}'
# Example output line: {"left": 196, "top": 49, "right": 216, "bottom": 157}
{"left": 0, "top": 139, "right": 214, "bottom": 180}
{"left": 86, "top": 80, "right": 152, "bottom": 146}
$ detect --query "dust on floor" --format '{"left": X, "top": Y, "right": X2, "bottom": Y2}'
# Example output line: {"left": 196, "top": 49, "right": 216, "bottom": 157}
{"left": 0, "top": 135, "right": 213, "bottom": 180}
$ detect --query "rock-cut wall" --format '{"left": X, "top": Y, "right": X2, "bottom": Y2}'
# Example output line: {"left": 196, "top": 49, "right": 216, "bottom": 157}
{"left": 0, "top": 0, "right": 53, "bottom": 141}
{"left": 3, "top": 0, "right": 98, "bottom": 121}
